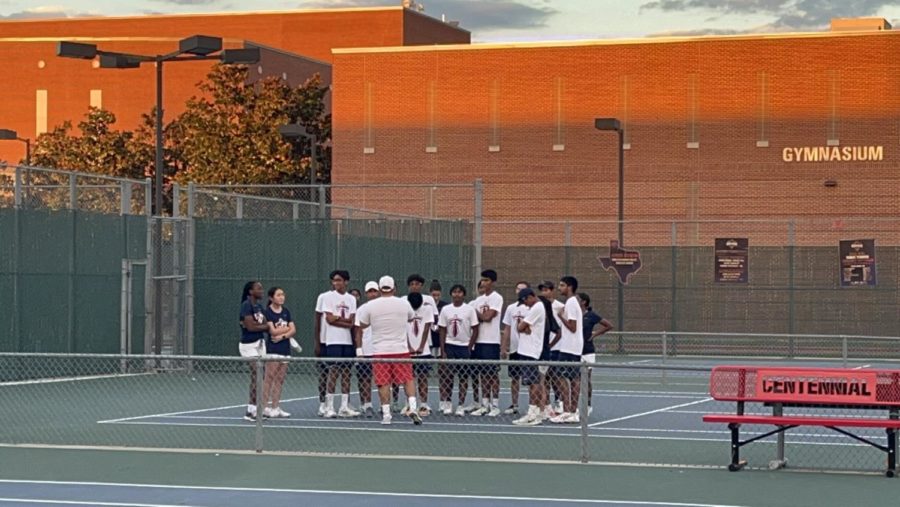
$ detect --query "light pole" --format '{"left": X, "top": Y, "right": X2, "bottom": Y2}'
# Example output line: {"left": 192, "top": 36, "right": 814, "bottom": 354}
{"left": 594, "top": 118, "right": 625, "bottom": 339}
{"left": 0, "top": 129, "right": 31, "bottom": 166}
{"left": 57, "top": 37, "right": 259, "bottom": 356}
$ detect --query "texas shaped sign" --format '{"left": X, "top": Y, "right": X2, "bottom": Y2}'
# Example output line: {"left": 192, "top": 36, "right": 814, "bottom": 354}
{"left": 598, "top": 240, "right": 642, "bottom": 285}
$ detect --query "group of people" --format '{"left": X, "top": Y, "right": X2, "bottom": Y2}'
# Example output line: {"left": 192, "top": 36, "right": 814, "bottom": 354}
{"left": 238, "top": 269, "right": 613, "bottom": 426}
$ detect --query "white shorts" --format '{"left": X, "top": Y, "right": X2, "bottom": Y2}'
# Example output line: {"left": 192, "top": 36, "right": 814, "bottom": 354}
{"left": 581, "top": 353, "right": 596, "bottom": 364}
{"left": 239, "top": 340, "right": 265, "bottom": 358}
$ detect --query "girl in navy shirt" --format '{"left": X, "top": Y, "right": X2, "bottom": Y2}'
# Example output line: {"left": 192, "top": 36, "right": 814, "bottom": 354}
{"left": 239, "top": 281, "right": 268, "bottom": 421}
{"left": 262, "top": 287, "right": 296, "bottom": 418}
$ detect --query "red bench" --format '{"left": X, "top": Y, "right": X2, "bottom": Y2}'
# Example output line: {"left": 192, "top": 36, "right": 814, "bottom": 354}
{"left": 702, "top": 366, "right": 900, "bottom": 476}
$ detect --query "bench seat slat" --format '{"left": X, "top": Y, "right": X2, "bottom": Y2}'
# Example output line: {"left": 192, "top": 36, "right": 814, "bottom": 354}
{"left": 703, "top": 414, "right": 900, "bottom": 428}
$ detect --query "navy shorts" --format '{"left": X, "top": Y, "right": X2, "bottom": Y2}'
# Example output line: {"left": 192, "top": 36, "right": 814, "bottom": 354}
{"left": 516, "top": 355, "right": 542, "bottom": 386}
{"left": 508, "top": 352, "right": 523, "bottom": 378}
{"left": 326, "top": 344, "right": 355, "bottom": 368}
{"left": 413, "top": 354, "right": 433, "bottom": 376}
{"left": 549, "top": 350, "right": 580, "bottom": 380}
{"left": 473, "top": 343, "right": 500, "bottom": 375}
{"left": 442, "top": 344, "right": 471, "bottom": 377}
{"left": 356, "top": 357, "right": 372, "bottom": 379}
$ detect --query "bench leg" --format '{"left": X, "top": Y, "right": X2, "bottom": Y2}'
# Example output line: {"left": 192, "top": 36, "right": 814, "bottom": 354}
{"left": 728, "top": 423, "right": 747, "bottom": 472}
{"left": 887, "top": 428, "right": 897, "bottom": 478}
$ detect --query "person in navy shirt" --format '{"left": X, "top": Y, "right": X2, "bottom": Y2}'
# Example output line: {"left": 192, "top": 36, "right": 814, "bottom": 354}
{"left": 239, "top": 281, "right": 268, "bottom": 421}
{"left": 578, "top": 292, "right": 613, "bottom": 416}
{"left": 262, "top": 287, "right": 296, "bottom": 419}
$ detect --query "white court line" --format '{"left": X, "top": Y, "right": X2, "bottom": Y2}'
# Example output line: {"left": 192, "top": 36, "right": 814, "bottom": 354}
{"left": 97, "top": 395, "right": 323, "bottom": 424}
{"left": 624, "top": 359, "right": 655, "bottom": 365}
{"left": 0, "top": 373, "right": 152, "bottom": 387}
{"left": 0, "top": 499, "right": 199, "bottom": 507}
{"left": 589, "top": 398, "right": 714, "bottom": 427}
{"left": 852, "top": 364, "right": 872, "bottom": 370}
{"left": 0, "top": 479, "right": 750, "bottom": 507}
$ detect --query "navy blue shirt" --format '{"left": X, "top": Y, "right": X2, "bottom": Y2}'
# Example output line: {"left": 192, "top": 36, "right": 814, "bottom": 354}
{"left": 240, "top": 299, "right": 267, "bottom": 344}
{"left": 582, "top": 309, "right": 602, "bottom": 354}
{"left": 264, "top": 306, "right": 293, "bottom": 356}
{"left": 431, "top": 299, "right": 449, "bottom": 348}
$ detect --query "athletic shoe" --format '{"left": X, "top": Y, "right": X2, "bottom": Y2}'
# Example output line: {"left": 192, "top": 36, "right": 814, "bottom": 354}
{"left": 289, "top": 338, "right": 303, "bottom": 354}
{"left": 381, "top": 414, "right": 392, "bottom": 425}
{"left": 568, "top": 413, "right": 580, "bottom": 424}
{"left": 469, "top": 406, "right": 488, "bottom": 416}
{"left": 462, "top": 403, "right": 479, "bottom": 413}
{"left": 587, "top": 406, "right": 593, "bottom": 417}
{"left": 418, "top": 405, "right": 432, "bottom": 417}
{"left": 338, "top": 407, "right": 361, "bottom": 418}
{"left": 549, "top": 413, "right": 569, "bottom": 424}
{"left": 400, "top": 405, "right": 412, "bottom": 416}
{"left": 317, "top": 404, "right": 326, "bottom": 417}
{"left": 454, "top": 406, "right": 466, "bottom": 417}
{"left": 262, "top": 407, "right": 276, "bottom": 418}
{"left": 409, "top": 412, "right": 423, "bottom": 425}
{"left": 323, "top": 408, "right": 337, "bottom": 419}
{"left": 554, "top": 401, "right": 564, "bottom": 414}
{"left": 274, "top": 407, "right": 291, "bottom": 418}
{"left": 542, "top": 407, "right": 553, "bottom": 421}
{"left": 512, "top": 412, "right": 542, "bottom": 426}
{"left": 502, "top": 405, "right": 519, "bottom": 415}
{"left": 364, "top": 406, "right": 375, "bottom": 419}
{"left": 486, "top": 406, "right": 501, "bottom": 417}
{"left": 243, "top": 411, "right": 256, "bottom": 422}
{"left": 442, "top": 406, "right": 453, "bottom": 416}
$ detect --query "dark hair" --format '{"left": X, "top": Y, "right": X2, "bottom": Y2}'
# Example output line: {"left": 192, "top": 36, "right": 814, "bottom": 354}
{"left": 480, "top": 269, "right": 497, "bottom": 282}
{"left": 407, "top": 273, "right": 425, "bottom": 286}
{"left": 407, "top": 291, "right": 423, "bottom": 310}
{"left": 560, "top": 276, "right": 579, "bottom": 292}
{"left": 329, "top": 270, "right": 350, "bottom": 281}
{"left": 242, "top": 281, "right": 260, "bottom": 303}
{"left": 449, "top": 284, "right": 467, "bottom": 296}
{"left": 267, "top": 286, "right": 283, "bottom": 301}
{"left": 538, "top": 280, "right": 556, "bottom": 291}
{"left": 515, "top": 281, "right": 530, "bottom": 289}
{"left": 429, "top": 279, "right": 442, "bottom": 292}
{"left": 577, "top": 292, "right": 591, "bottom": 307}
{"left": 350, "top": 288, "right": 361, "bottom": 298}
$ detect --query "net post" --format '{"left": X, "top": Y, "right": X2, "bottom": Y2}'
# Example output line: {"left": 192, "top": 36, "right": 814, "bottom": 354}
{"left": 255, "top": 356, "right": 264, "bottom": 453}
{"left": 579, "top": 363, "right": 590, "bottom": 463}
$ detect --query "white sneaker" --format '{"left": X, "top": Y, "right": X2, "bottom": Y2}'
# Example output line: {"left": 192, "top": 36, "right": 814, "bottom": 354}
{"left": 440, "top": 402, "right": 452, "bottom": 415}
{"left": 317, "top": 404, "right": 326, "bottom": 417}
{"left": 462, "top": 403, "right": 478, "bottom": 413}
{"left": 262, "top": 407, "right": 276, "bottom": 418}
{"left": 502, "top": 405, "right": 519, "bottom": 415}
{"left": 568, "top": 413, "right": 580, "bottom": 424}
{"left": 323, "top": 408, "right": 337, "bottom": 419}
{"left": 274, "top": 407, "right": 291, "bottom": 418}
{"left": 486, "top": 406, "right": 501, "bottom": 417}
{"left": 418, "top": 405, "right": 432, "bottom": 417}
{"left": 338, "top": 407, "right": 360, "bottom": 418}
{"left": 542, "top": 407, "right": 553, "bottom": 421}
{"left": 549, "top": 413, "right": 569, "bottom": 424}
{"left": 555, "top": 401, "right": 564, "bottom": 413}
{"left": 381, "top": 415, "right": 392, "bottom": 425}
{"left": 512, "top": 412, "right": 542, "bottom": 426}
{"left": 470, "top": 406, "right": 488, "bottom": 417}
{"left": 289, "top": 338, "right": 303, "bottom": 353}
{"left": 588, "top": 406, "right": 593, "bottom": 417}
{"left": 454, "top": 406, "right": 466, "bottom": 417}
{"left": 400, "top": 405, "right": 412, "bottom": 416}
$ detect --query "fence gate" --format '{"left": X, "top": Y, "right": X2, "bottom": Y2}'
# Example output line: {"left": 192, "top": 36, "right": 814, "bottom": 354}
{"left": 147, "top": 217, "right": 192, "bottom": 357}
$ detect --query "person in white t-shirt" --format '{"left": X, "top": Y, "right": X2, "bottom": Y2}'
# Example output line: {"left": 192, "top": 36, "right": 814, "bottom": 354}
{"left": 462, "top": 279, "right": 487, "bottom": 413}
{"left": 401, "top": 274, "right": 440, "bottom": 416}
{"left": 500, "top": 281, "right": 531, "bottom": 416}
{"left": 438, "top": 284, "right": 479, "bottom": 416}
{"left": 539, "top": 279, "right": 566, "bottom": 416}
{"left": 313, "top": 281, "right": 335, "bottom": 417}
{"left": 322, "top": 270, "right": 359, "bottom": 419}
{"left": 513, "top": 288, "right": 547, "bottom": 426}
{"left": 353, "top": 281, "right": 380, "bottom": 419}
{"left": 549, "top": 276, "right": 584, "bottom": 424}
{"left": 471, "top": 269, "right": 503, "bottom": 417}
{"left": 355, "top": 276, "right": 423, "bottom": 426}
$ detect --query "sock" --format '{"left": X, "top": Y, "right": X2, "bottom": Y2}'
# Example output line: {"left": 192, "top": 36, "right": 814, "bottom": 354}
{"left": 528, "top": 404, "right": 538, "bottom": 416}
{"left": 408, "top": 396, "right": 418, "bottom": 412}
{"left": 362, "top": 402, "right": 372, "bottom": 409}
{"left": 340, "top": 394, "right": 349, "bottom": 410}
{"left": 382, "top": 404, "right": 391, "bottom": 418}
{"left": 481, "top": 397, "right": 489, "bottom": 408}
{"left": 247, "top": 404, "right": 256, "bottom": 413}
{"left": 318, "top": 402, "right": 326, "bottom": 410}
{"left": 326, "top": 394, "right": 334, "bottom": 410}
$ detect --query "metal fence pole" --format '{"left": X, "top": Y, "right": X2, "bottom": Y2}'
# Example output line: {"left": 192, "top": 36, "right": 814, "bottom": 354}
{"left": 144, "top": 178, "right": 153, "bottom": 217}
{"left": 473, "top": 179, "right": 483, "bottom": 285}
{"left": 318, "top": 184, "right": 327, "bottom": 220}
{"left": 670, "top": 221, "right": 678, "bottom": 332}
{"left": 662, "top": 331, "right": 668, "bottom": 363}
{"left": 120, "top": 181, "right": 132, "bottom": 216}
{"left": 579, "top": 364, "right": 590, "bottom": 463}
{"left": 172, "top": 183, "right": 181, "bottom": 218}
{"left": 564, "top": 221, "right": 572, "bottom": 275}
{"left": 67, "top": 200, "right": 77, "bottom": 352}
{"left": 187, "top": 182, "right": 196, "bottom": 219}
{"left": 787, "top": 219, "right": 796, "bottom": 356}
{"left": 12, "top": 173, "right": 21, "bottom": 350}
{"left": 255, "top": 357, "right": 265, "bottom": 453}
{"left": 236, "top": 196, "right": 243, "bottom": 220}
{"left": 13, "top": 166, "right": 22, "bottom": 208}
{"left": 68, "top": 173, "right": 77, "bottom": 210}
{"left": 841, "top": 335, "right": 848, "bottom": 367}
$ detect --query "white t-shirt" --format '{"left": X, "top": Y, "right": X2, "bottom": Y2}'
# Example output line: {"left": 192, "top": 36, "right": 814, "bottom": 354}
{"left": 550, "top": 299, "right": 565, "bottom": 351}
{"left": 438, "top": 303, "right": 479, "bottom": 347}
{"left": 321, "top": 291, "right": 357, "bottom": 346}
{"left": 519, "top": 303, "right": 546, "bottom": 360}
{"left": 472, "top": 291, "right": 503, "bottom": 344}
{"left": 403, "top": 293, "right": 439, "bottom": 320}
{"left": 315, "top": 291, "right": 330, "bottom": 344}
{"left": 557, "top": 296, "right": 584, "bottom": 356}
{"left": 355, "top": 296, "right": 414, "bottom": 355}
{"left": 357, "top": 299, "right": 377, "bottom": 357}
{"left": 407, "top": 304, "right": 434, "bottom": 355}
{"left": 502, "top": 303, "right": 529, "bottom": 354}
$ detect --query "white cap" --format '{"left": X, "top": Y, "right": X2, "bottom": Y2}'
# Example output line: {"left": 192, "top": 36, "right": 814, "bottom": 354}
{"left": 364, "top": 281, "right": 378, "bottom": 292}
{"left": 379, "top": 275, "right": 395, "bottom": 291}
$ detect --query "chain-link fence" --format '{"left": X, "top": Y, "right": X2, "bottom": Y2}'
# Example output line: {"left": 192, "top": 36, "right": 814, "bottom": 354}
{"left": 2, "top": 352, "right": 896, "bottom": 474}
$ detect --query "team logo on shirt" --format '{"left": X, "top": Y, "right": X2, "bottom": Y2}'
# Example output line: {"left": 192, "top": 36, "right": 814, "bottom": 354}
{"left": 254, "top": 310, "right": 264, "bottom": 324}
{"left": 274, "top": 318, "right": 287, "bottom": 329}
{"left": 449, "top": 316, "right": 462, "bottom": 337}
{"left": 337, "top": 302, "right": 350, "bottom": 319}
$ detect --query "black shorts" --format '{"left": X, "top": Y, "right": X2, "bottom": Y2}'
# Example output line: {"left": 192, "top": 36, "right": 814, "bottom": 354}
{"left": 442, "top": 344, "right": 471, "bottom": 377}
{"left": 472, "top": 343, "right": 500, "bottom": 374}
{"left": 516, "top": 355, "right": 541, "bottom": 386}
{"left": 356, "top": 357, "right": 372, "bottom": 379}
{"left": 326, "top": 344, "right": 355, "bottom": 367}
{"left": 508, "top": 352, "right": 524, "bottom": 378}
{"left": 549, "top": 350, "right": 580, "bottom": 380}
{"left": 413, "top": 354, "right": 433, "bottom": 376}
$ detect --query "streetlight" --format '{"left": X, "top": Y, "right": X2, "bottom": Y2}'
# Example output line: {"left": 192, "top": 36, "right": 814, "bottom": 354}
{"left": 595, "top": 117, "right": 625, "bottom": 339}
{"left": 278, "top": 123, "right": 319, "bottom": 186}
{"left": 0, "top": 129, "right": 31, "bottom": 165}
{"left": 58, "top": 36, "right": 259, "bottom": 357}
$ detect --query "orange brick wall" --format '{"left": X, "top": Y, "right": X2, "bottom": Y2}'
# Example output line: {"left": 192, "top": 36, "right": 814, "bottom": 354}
{"left": 331, "top": 32, "right": 900, "bottom": 244}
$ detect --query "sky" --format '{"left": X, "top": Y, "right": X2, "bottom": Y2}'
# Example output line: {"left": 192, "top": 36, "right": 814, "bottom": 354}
{"left": 1, "top": 0, "right": 899, "bottom": 41}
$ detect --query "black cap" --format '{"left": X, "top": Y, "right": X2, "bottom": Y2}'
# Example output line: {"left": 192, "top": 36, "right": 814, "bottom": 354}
{"left": 518, "top": 287, "right": 535, "bottom": 301}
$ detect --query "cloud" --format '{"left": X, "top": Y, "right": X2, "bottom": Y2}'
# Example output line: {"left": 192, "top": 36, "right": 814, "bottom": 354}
{"left": 150, "top": 0, "right": 221, "bottom": 4}
{"left": 641, "top": 0, "right": 900, "bottom": 32}
{"left": 299, "top": 0, "right": 558, "bottom": 30}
